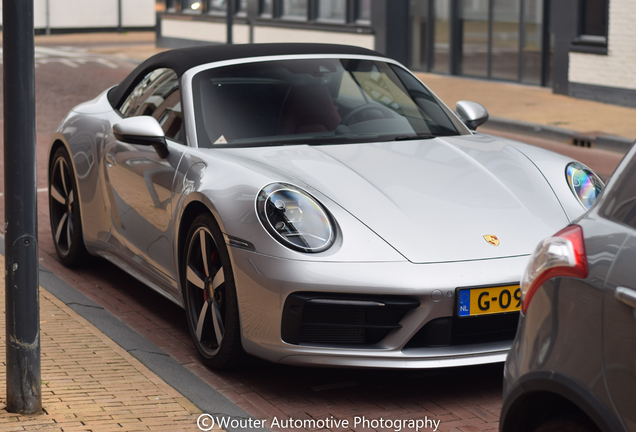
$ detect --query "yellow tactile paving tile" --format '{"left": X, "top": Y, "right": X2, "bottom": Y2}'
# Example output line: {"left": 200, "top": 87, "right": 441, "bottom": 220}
{"left": 0, "top": 255, "right": 222, "bottom": 431}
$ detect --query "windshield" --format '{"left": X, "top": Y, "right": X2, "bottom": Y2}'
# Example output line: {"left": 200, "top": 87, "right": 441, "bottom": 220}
{"left": 192, "top": 58, "right": 469, "bottom": 148}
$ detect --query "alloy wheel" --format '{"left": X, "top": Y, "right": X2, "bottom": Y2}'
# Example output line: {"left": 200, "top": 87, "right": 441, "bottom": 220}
{"left": 185, "top": 226, "right": 227, "bottom": 356}
{"left": 50, "top": 154, "right": 76, "bottom": 256}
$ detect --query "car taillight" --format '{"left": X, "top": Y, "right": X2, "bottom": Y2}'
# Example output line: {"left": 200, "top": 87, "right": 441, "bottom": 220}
{"left": 520, "top": 225, "right": 588, "bottom": 314}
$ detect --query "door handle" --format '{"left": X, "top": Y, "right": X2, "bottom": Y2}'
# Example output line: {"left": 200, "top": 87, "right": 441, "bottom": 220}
{"left": 615, "top": 287, "right": 636, "bottom": 309}
{"left": 105, "top": 153, "right": 116, "bottom": 167}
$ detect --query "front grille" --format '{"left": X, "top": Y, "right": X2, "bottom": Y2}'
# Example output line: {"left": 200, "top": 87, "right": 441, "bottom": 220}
{"left": 282, "top": 292, "right": 419, "bottom": 346}
{"left": 404, "top": 312, "right": 519, "bottom": 349}
{"left": 451, "top": 312, "right": 519, "bottom": 344}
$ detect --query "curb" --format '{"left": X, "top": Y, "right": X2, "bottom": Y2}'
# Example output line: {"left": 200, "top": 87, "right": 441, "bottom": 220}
{"left": 485, "top": 116, "right": 635, "bottom": 154}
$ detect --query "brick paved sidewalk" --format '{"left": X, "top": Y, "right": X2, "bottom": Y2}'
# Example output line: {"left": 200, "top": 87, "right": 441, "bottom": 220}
{"left": 0, "top": 255, "right": 217, "bottom": 432}
{"left": 415, "top": 72, "right": 636, "bottom": 142}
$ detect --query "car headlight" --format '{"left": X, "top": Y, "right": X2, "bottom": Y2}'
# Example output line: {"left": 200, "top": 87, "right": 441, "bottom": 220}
{"left": 566, "top": 162, "right": 604, "bottom": 210}
{"left": 256, "top": 183, "right": 336, "bottom": 253}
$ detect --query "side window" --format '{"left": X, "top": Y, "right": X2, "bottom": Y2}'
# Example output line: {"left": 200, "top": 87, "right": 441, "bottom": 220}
{"left": 118, "top": 68, "right": 185, "bottom": 144}
{"left": 150, "top": 79, "right": 184, "bottom": 143}
{"left": 119, "top": 68, "right": 170, "bottom": 117}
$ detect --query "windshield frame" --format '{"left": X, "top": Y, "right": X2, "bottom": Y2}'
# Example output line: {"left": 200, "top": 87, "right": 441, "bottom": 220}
{"left": 181, "top": 54, "right": 471, "bottom": 149}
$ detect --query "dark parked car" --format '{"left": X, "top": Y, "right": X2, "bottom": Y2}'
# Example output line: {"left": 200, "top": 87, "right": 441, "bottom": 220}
{"left": 501, "top": 142, "right": 636, "bottom": 432}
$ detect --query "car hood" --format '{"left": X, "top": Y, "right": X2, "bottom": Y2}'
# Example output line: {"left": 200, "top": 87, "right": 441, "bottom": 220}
{"left": 224, "top": 134, "right": 570, "bottom": 263}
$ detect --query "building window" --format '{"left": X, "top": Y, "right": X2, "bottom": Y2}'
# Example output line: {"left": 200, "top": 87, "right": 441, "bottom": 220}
{"left": 236, "top": 0, "right": 248, "bottom": 13}
{"left": 356, "top": 0, "right": 370, "bottom": 22}
{"left": 164, "top": 0, "right": 176, "bottom": 12}
{"left": 205, "top": 0, "right": 225, "bottom": 13}
{"left": 183, "top": 0, "right": 204, "bottom": 13}
{"left": 572, "top": 0, "right": 608, "bottom": 54}
{"left": 251, "top": 0, "right": 372, "bottom": 23}
{"left": 260, "top": 0, "right": 274, "bottom": 15}
{"left": 282, "top": 0, "right": 308, "bottom": 19}
{"left": 521, "top": 0, "right": 545, "bottom": 85}
{"left": 580, "top": 0, "right": 608, "bottom": 37}
{"left": 318, "top": 0, "right": 346, "bottom": 22}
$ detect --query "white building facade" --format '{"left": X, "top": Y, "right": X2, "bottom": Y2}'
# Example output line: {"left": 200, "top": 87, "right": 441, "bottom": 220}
{"left": 568, "top": 0, "right": 636, "bottom": 107}
{"left": 0, "top": 0, "right": 156, "bottom": 32}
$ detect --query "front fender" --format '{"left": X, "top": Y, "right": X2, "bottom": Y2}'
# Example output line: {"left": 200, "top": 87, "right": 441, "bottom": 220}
{"left": 501, "top": 370, "right": 622, "bottom": 432}
{"left": 505, "top": 140, "right": 592, "bottom": 222}
{"left": 171, "top": 149, "right": 407, "bottom": 265}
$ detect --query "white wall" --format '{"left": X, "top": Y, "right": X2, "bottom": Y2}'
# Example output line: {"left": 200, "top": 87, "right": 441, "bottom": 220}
{"left": 0, "top": 0, "right": 155, "bottom": 29}
{"left": 162, "top": 19, "right": 227, "bottom": 44}
{"left": 160, "top": 16, "right": 375, "bottom": 50}
{"left": 253, "top": 26, "right": 375, "bottom": 49}
{"left": 569, "top": 0, "right": 636, "bottom": 91}
{"left": 122, "top": 0, "right": 156, "bottom": 27}
{"left": 48, "top": 0, "right": 119, "bottom": 28}
{"left": 34, "top": 0, "right": 47, "bottom": 28}
{"left": 162, "top": 19, "right": 251, "bottom": 44}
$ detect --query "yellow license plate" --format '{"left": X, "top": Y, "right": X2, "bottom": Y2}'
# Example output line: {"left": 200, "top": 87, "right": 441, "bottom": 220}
{"left": 457, "top": 285, "right": 521, "bottom": 317}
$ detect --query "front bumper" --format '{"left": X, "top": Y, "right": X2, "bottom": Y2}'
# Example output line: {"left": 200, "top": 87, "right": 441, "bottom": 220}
{"left": 229, "top": 247, "right": 530, "bottom": 368}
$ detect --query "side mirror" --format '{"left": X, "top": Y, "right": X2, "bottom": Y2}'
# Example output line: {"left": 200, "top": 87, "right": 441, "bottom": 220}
{"left": 456, "top": 101, "right": 489, "bottom": 131}
{"left": 113, "top": 116, "right": 169, "bottom": 158}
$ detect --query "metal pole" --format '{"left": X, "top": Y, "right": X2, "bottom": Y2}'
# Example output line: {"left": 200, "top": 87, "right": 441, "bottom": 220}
{"left": 227, "top": 0, "right": 234, "bottom": 44}
{"left": 487, "top": 0, "right": 493, "bottom": 78}
{"left": 518, "top": 0, "right": 525, "bottom": 83}
{"left": 45, "top": 0, "right": 50, "bottom": 35}
{"left": 247, "top": 0, "right": 258, "bottom": 44}
{"left": 118, "top": 0, "right": 123, "bottom": 32}
{"left": 3, "top": 0, "right": 42, "bottom": 415}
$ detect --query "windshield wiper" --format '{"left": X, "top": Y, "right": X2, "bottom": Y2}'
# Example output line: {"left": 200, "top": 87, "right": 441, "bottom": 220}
{"left": 394, "top": 134, "right": 436, "bottom": 141}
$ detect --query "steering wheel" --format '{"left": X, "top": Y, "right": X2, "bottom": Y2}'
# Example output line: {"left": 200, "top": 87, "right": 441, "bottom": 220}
{"left": 341, "top": 104, "right": 395, "bottom": 126}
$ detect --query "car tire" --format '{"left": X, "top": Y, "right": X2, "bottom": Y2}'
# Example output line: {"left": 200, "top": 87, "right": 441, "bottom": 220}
{"left": 533, "top": 417, "right": 600, "bottom": 432}
{"left": 182, "top": 213, "right": 246, "bottom": 369}
{"left": 49, "top": 146, "right": 88, "bottom": 266}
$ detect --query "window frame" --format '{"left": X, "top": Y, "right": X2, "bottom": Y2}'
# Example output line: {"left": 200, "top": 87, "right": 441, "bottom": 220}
{"left": 354, "top": 0, "right": 370, "bottom": 24}
{"left": 570, "top": 0, "right": 609, "bottom": 55}
{"left": 281, "top": 0, "right": 310, "bottom": 21}
{"left": 316, "top": 0, "right": 347, "bottom": 23}
{"left": 117, "top": 68, "right": 186, "bottom": 145}
{"left": 259, "top": 0, "right": 274, "bottom": 16}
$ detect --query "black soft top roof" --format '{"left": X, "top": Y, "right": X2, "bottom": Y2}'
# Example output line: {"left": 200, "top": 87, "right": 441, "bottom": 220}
{"left": 107, "top": 43, "right": 383, "bottom": 108}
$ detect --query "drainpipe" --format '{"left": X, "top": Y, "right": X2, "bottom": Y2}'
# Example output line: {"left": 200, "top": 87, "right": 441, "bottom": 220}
{"left": 227, "top": 0, "right": 234, "bottom": 44}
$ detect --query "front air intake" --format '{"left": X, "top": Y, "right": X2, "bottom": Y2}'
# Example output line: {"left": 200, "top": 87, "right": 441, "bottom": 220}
{"left": 281, "top": 292, "right": 420, "bottom": 346}
{"left": 404, "top": 312, "right": 520, "bottom": 349}
{"left": 282, "top": 293, "right": 419, "bottom": 346}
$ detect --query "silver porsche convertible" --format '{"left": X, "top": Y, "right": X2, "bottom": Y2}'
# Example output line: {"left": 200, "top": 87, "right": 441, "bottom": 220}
{"left": 48, "top": 43, "right": 603, "bottom": 369}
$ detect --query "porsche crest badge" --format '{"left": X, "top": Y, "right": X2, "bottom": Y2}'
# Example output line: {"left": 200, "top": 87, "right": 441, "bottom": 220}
{"left": 484, "top": 235, "right": 499, "bottom": 246}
